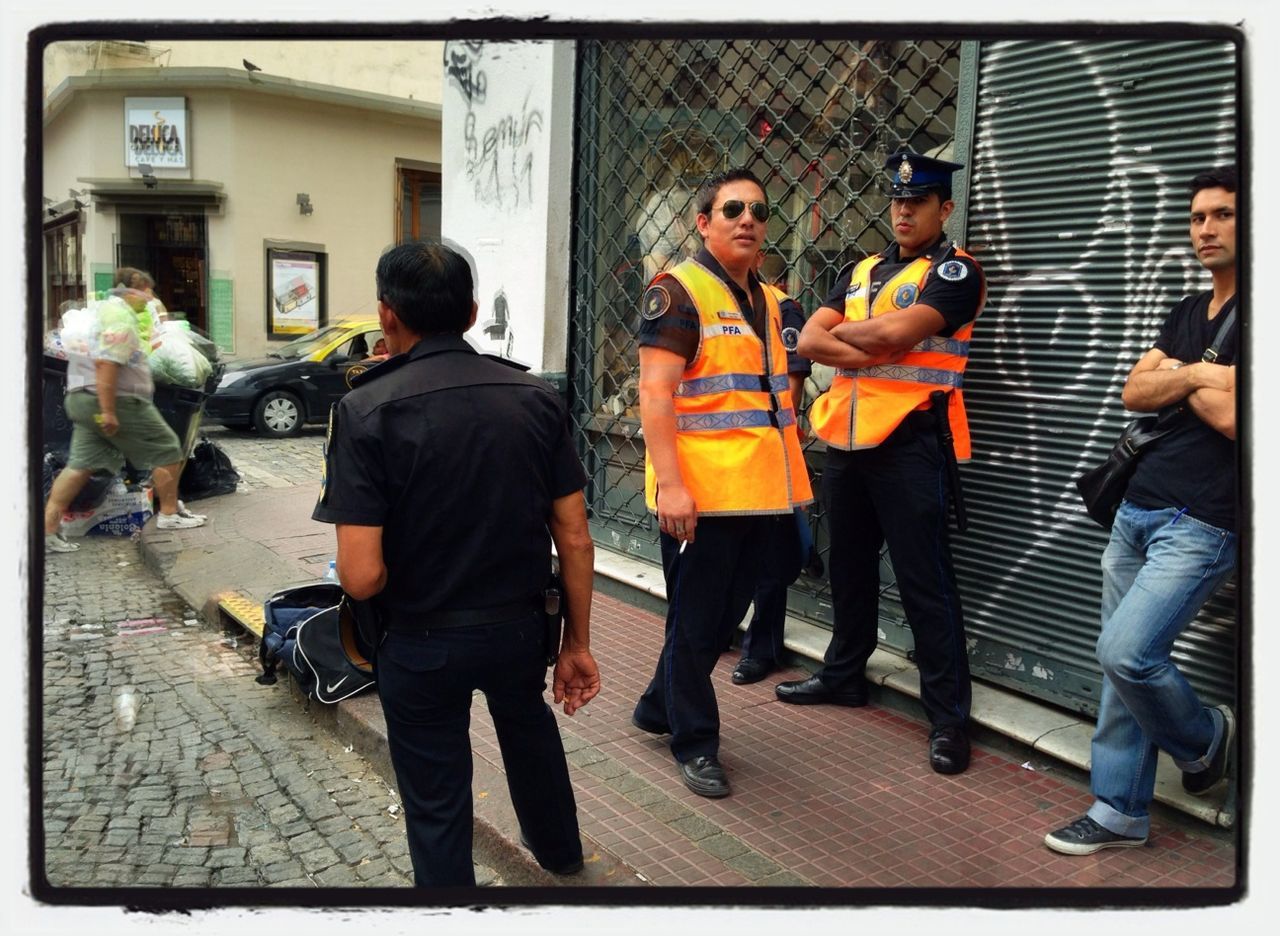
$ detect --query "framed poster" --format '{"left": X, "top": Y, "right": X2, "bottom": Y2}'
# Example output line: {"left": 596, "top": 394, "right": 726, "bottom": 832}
{"left": 266, "top": 247, "right": 327, "bottom": 338}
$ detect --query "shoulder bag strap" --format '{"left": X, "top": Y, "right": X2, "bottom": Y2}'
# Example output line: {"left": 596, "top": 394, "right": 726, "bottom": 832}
{"left": 1201, "top": 298, "right": 1237, "bottom": 363}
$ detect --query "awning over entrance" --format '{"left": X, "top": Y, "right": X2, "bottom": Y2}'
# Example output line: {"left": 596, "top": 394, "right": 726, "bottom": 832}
{"left": 77, "top": 178, "right": 226, "bottom": 213}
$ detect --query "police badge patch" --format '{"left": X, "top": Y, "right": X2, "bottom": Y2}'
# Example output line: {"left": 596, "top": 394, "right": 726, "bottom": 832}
{"left": 938, "top": 260, "right": 969, "bottom": 282}
{"left": 781, "top": 326, "right": 800, "bottom": 351}
{"left": 893, "top": 283, "right": 920, "bottom": 308}
{"left": 642, "top": 284, "right": 672, "bottom": 321}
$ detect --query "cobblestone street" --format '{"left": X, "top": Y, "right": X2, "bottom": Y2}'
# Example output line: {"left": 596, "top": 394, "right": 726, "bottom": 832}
{"left": 41, "top": 535, "right": 427, "bottom": 889}
{"left": 200, "top": 424, "right": 326, "bottom": 492}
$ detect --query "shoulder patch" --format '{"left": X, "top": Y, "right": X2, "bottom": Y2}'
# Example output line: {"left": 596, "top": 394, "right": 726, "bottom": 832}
{"left": 642, "top": 284, "right": 673, "bottom": 321}
{"left": 938, "top": 260, "right": 969, "bottom": 282}
{"left": 781, "top": 326, "right": 801, "bottom": 352}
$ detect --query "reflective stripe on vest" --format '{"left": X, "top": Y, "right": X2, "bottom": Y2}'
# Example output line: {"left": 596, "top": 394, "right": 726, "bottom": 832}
{"left": 809, "top": 246, "right": 979, "bottom": 459}
{"left": 643, "top": 259, "right": 813, "bottom": 516}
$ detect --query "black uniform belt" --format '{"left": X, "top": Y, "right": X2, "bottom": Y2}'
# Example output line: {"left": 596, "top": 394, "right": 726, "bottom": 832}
{"left": 382, "top": 596, "right": 541, "bottom": 633}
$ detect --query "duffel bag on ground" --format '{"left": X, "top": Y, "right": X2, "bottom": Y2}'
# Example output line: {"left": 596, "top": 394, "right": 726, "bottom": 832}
{"left": 257, "top": 581, "right": 375, "bottom": 703}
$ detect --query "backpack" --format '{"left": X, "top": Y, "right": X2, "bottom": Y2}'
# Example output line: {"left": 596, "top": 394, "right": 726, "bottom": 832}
{"left": 256, "top": 582, "right": 376, "bottom": 703}
{"left": 179, "top": 437, "right": 240, "bottom": 501}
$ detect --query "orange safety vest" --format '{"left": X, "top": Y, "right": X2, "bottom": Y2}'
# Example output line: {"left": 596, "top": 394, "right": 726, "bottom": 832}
{"left": 809, "top": 244, "right": 981, "bottom": 460}
{"left": 644, "top": 259, "right": 814, "bottom": 516}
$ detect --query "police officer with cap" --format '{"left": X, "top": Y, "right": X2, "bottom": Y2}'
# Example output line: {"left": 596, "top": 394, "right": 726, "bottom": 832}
{"left": 313, "top": 241, "right": 601, "bottom": 885}
{"left": 778, "top": 149, "right": 986, "bottom": 775}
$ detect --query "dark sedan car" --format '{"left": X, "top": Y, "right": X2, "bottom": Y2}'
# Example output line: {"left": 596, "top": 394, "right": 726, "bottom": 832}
{"left": 204, "top": 320, "right": 386, "bottom": 437}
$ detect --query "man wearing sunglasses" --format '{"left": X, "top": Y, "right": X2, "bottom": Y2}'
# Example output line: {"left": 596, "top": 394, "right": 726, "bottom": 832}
{"left": 780, "top": 150, "right": 986, "bottom": 776}
{"left": 632, "top": 168, "right": 813, "bottom": 798}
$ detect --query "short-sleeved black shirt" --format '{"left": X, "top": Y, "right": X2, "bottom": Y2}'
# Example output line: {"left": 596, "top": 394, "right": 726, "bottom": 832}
{"left": 819, "top": 235, "right": 984, "bottom": 337}
{"left": 1124, "top": 292, "right": 1239, "bottom": 531}
{"left": 312, "top": 334, "right": 587, "bottom": 616}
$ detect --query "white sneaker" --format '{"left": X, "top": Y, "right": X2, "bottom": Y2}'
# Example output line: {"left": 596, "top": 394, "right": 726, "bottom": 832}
{"left": 45, "top": 532, "right": 79, "bottom": 553}
{"left": 176, "top": 500, "right": 207, "bottom": 521}
{"left": 155, "top": 512, "right": 206, "bottom": 530}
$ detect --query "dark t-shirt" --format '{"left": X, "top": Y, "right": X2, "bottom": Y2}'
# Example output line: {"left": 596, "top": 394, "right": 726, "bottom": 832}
{"left": 820, "top": 235, "right": 984, "bottom": 337}
{"left": 1124, "top": 292, "right": 1239, "bottom": 531}
{"left": 312, "top": 334, "right": 587, "bottom": 616}
{"left": 637, "top": 248, "right": 811, "bottom": 375}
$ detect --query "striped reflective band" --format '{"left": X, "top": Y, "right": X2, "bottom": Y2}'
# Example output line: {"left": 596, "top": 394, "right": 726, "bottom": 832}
{"left": 676, "top": 408, "right": 797, "bottom": 431}
{"left": 834, "top": 364, "right": 964, "bottom": 387}
{"left": 913, "top": 336, "right": 970, "bottom": 356}
{"left": 676, "top": 373, "right": 789, "bottom": 397}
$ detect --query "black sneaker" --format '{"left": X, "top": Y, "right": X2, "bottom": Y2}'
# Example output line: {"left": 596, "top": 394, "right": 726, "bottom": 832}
{"left": 1182, "top": 704, "right": 1235, "bottom": 796}
{"left": 1043, "top": 815, "right": 1147, "bottom": 856}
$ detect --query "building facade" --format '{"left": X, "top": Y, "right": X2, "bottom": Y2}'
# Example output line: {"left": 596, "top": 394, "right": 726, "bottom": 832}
{"left": 41, "top": 40, "right": 445, "bottom": 359}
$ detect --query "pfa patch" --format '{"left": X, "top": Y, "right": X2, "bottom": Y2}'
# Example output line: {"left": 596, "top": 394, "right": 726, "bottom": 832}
{"left": 893, "top": 283, "right": 920, "bottom": 308}
{"left": 781, "top": 326, "right": 800, "bottom": 352}
{"left": 642, "top": 284, "right": 672, "bottom": 321}
{"left": 938, "top": 260, "right": 969, "bottom": 282}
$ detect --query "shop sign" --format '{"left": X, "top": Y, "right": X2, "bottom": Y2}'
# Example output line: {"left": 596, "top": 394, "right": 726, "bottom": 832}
{"left": 124, "top": 97, "right": 188, "bottom": 169}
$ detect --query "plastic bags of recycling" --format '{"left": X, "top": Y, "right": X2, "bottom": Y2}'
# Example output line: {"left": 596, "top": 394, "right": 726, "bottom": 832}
{"left": 149, "top": 321, "right": 213, "bottom": 388}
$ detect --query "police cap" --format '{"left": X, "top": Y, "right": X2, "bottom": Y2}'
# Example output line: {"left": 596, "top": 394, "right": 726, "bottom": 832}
{"left": 884, "top": 149, "right": 964, "bottom": 199}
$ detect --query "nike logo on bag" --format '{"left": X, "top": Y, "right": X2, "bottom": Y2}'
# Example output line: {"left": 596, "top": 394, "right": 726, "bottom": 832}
{"left": 326, "top": 677, "right": 348, "bottom": 693}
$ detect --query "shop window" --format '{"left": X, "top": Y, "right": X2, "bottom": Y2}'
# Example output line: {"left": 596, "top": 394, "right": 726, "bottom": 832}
{"left": 570, "top": 37, "right": 962, "bottom": 567}
{"left": 399, "top": 168, "right": 442, "bottom": 243}
{"left": 44, "top": 215, "right": 85, "bottom": 330}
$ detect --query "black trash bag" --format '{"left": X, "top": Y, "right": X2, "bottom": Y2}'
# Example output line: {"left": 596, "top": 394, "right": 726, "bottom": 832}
{"left": 179, "top": 437, "right": 240, "bottom": 501}
{"left": 43, "top": 451, "right": 116, "bottom": 511}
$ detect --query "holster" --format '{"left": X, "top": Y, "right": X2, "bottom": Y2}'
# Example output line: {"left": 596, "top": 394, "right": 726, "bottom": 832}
{"left": 928, "top": 390, "right": 968, "bottom": 532}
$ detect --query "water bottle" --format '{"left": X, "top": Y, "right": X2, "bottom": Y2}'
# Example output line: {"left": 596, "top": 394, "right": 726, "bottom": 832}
{"left": 325, "top": 560, "right": 339, "bottom": 583}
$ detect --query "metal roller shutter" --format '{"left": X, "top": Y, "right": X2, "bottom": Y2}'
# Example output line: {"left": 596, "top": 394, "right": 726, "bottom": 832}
{"left": 959, "top": 38, "right": 1239, "bottom": 715}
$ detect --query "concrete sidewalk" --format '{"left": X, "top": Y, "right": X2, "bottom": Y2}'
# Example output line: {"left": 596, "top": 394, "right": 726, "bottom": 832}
{"left": 139, "top": 483, "right": 1237, "bottom": 892}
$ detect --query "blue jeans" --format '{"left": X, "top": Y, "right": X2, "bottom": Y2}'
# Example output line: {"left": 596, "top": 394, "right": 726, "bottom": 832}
{"left": 1087, "top": 500, "right": 1236, "bottom": 838}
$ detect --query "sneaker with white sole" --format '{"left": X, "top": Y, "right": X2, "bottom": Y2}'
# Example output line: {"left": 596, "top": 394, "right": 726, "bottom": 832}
{"left": 176, "top": 500, "right": 207, "bottom": 521}
{"left": 1044, "top": 815, "right": 1147, "bottom": 856}
{"left": 45, "top": 532, "right": 79, "bottom": 553}
{"left": 155, "top": 512, "right": 206, "bottom": 530}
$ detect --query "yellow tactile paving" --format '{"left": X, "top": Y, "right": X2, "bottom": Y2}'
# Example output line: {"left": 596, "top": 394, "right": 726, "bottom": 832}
{"left": 216, "top": 591, "right": 265, "bottom": 638}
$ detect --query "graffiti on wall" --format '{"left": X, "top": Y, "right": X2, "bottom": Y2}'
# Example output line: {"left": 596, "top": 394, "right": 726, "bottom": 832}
{"left": 444, "top": 41, "right": 546, "bottom": 211}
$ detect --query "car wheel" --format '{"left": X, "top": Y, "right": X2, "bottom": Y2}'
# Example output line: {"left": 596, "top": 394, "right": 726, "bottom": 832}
{"left": 253, "top": 390, "right": 303, "bottom": 437}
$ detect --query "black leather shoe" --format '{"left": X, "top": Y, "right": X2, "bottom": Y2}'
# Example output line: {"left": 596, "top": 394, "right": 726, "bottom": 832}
{"left": 731, "top": 658, "right": 775, "bottom": 685}
{"left": 631, "top": 711, "right": 669, "bottom": 735}
{"left": 518, "top": 831, "right": 584, "bottom": 875}
{"left": 680, "top": 755, "right": 730, "bottom": 798}
{"left": 929, "top": 725, "right": 970, "bottom": 774}
{"left": 774, "top": 674, "right": 868, "bottom": 707}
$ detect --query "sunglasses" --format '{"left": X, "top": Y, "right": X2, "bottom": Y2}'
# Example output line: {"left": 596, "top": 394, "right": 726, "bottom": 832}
{"left": 713, "top": 200, "right": 770, "bottom": 223}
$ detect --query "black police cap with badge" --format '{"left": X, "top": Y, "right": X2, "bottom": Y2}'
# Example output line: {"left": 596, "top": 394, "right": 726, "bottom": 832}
{"left": 884, "top": 149, "right": 964, "bottom": 199}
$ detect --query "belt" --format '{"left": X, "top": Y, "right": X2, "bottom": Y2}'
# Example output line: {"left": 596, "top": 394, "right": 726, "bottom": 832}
{"left": 382, "top": 596, "right": 541, "bottom": 634}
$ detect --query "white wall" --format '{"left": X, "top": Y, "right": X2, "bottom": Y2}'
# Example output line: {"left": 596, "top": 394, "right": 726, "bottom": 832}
{"left": 440, "top": 40, "right": 575, "bottom": 375}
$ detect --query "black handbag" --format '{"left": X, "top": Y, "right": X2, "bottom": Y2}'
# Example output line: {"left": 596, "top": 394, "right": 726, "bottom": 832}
{"left": 1076, "top": 302, "right": 1237, "bottom": 528}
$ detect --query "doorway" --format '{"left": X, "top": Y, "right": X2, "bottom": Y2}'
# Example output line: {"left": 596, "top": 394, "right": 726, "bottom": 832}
{"left": 117, "top": 211, "right": 208, "bottom": 331}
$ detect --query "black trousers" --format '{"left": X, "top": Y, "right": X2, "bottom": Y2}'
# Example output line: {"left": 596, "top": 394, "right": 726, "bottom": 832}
{"left": 739, "top": 513, "right": 803, "bottom": 665}
{"left": 819, "top": 420, "right": 972, "bottom": 729}
{"left": 634, "top": 515, "right": 773, "bottom": 762}
{"left": 375, "top": 612, "right": 582, "bottom": 886}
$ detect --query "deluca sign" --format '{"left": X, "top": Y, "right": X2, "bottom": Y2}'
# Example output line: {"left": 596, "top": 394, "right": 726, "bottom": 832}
{"left": 124, "top": 97, "right": 188, "bottom": 169}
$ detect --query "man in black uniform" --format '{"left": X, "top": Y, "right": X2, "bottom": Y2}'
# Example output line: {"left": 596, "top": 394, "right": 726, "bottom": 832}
{"left": 780, "top": 151, "right": 985, "bottom": 774}
{"left": 313, "top": 242, "right": 601, "bottom": 886}
{"left": 731, "top": 250, "right": 815, "bottom": 685}
{"left": 1045, "top": 166, "right": 1239, "bottom": 856}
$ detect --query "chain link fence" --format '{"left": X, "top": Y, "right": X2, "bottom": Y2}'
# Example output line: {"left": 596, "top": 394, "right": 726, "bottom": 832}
{"left": 570, "top": 37, "right": 964, "bottom": 626}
